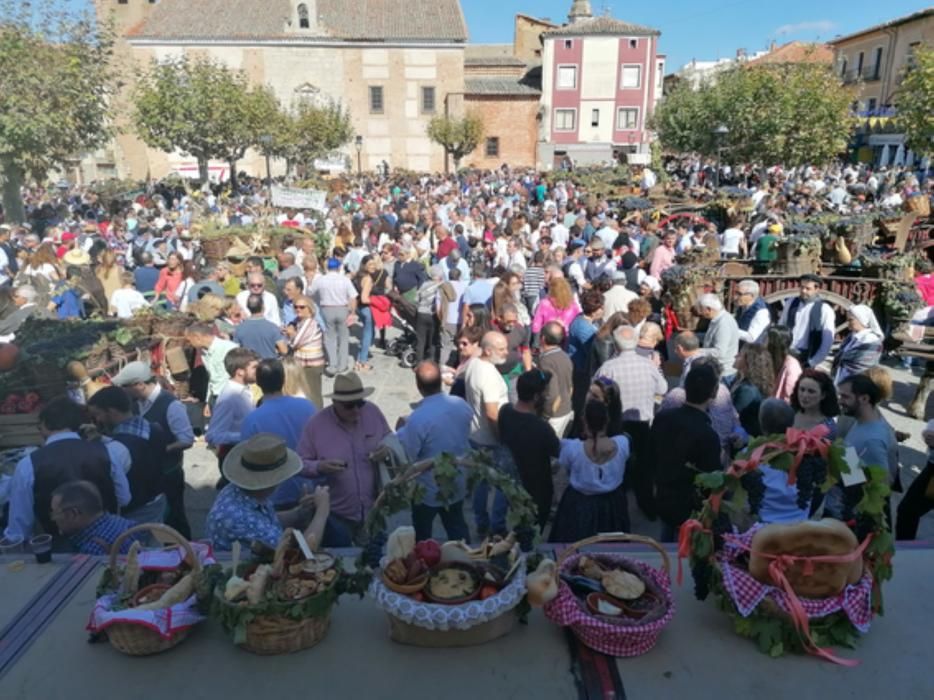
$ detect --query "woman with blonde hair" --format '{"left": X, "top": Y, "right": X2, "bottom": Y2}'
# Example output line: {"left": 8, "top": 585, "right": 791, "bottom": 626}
{"left": 95, "top": 249, "right": 122, "bottom": 315}
{"left": 285, "top": 294, "right": 324, "bottom": 408}
{"left": 531, "top": 276, "right": 581, "bottom": 333}
{"left": 731, "top": 343, "right": 774, "bottom": 437}
{"left": 282, "top": 356, "right": 315, "bottom": 401}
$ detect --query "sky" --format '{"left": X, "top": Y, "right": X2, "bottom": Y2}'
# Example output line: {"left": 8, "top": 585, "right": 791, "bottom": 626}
{"left": 70, "top": 0, "right": 928, "bottom": 72}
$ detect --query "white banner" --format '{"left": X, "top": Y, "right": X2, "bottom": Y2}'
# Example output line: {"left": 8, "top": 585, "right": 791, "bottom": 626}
{"left": 271, "top": 185, "right": 328, "bottom": 212}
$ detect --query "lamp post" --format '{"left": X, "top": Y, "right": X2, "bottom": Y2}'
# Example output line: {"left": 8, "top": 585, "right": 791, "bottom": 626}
{"left": 354, "top": 135, "right": 363, "bottom": 176}
{"left": 712, "top": 124, "right": 729, "bottom": 189}
{"left": 258, "top": 134, "right": 272, "bottom": 188}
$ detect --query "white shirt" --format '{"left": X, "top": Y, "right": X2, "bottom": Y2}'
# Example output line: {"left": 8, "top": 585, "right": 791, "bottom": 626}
{"left": 596, "top": 227, "right": 617, "bottom": 249}
{"left": 780, "top": 297, "right": 836, "bottom": 367}
{"left": 309, "top": 272, "right": 358, "bottom": 308}
{"left": 110, "top": 288, "right": 150, "bottom": 319}
{"left": 602, "top": 285, "right": 638, "bottom": 320}
{"left": 0, "top": 246, "right": 8, "bottom": 285}
{"left": 464, "top": 358, "right": 508, "bottom": 447}
{"left": 4, "top": 432, "right": 132, "bottom": 541}
{"left": 737, "top": 306, "right": 771, "bottom": 345}
{"left": 720, "top": 228, "right": 745, "bottom": 255}
{"left": 236, "top": 289, "right": 281, "bottom": 325}
{"left": 550, "top": 224, "right": 570, "bottom": 249}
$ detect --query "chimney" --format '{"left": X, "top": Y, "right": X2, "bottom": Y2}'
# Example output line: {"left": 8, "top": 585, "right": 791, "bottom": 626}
{"left": 569, "top": 0, "right": 593, "bottom": 24}
{"left": 769, "top": 40, "right": 776, "bottom": 52}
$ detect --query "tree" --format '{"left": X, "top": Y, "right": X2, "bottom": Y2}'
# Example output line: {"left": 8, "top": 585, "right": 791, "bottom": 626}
{"left": 894, "top": 45, "right": 934, "bottom": 155}
{"left": 265, "top": 99, "right": 354, "bottom": 177}
{"left": 0, "top": 0, "right": 116, "bottom": 222}
{"left": 650, "top": 62, "right": 854, "bottom": 167}
{"left": 133, "top": 56, "right": 274, "bottom": 187}
{"left": 427, "top": 114, "right": 484, "bottom": 173}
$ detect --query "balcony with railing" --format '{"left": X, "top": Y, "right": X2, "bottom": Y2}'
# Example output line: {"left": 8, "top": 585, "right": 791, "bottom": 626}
{"left": 841, "top": 65, "right": 882, "bottom": 84}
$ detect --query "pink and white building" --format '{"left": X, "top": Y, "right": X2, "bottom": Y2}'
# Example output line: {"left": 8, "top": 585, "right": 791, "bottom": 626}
{"left": 539, "top": 1, "right": 664, "bottom": 167}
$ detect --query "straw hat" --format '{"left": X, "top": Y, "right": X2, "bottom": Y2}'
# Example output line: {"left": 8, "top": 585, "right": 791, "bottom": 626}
{"left": 326, "top": 372, "right": 374, "bottom": 402}
{"left": 62, "top": 248, "right": 91, "bottom": 266}
{"left": 223, "top": 433, "right": 303, "bottom": 491}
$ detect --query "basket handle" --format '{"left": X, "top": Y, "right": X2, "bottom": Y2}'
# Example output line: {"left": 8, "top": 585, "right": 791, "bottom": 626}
{"left": 108, "top": 523, "right": 202, "bottom": 575}
{"left": 556, "top": 532, "right": 670, "bottom": 575}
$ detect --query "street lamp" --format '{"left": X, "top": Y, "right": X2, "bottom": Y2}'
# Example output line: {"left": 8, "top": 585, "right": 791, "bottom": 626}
{"left": 354, "top": 135, "right": 363, "bottom": 176}
{"left": 258, "top": 134, "right": 272, "bottom": 187}
{"left": 712, "top": 124, "right": 729, "bottom": 189}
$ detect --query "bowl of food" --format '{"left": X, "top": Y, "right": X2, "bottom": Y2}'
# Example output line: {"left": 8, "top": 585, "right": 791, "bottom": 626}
{"left": 424, "top": 562, "right": 481, "bottom": 605}
{"left": 132, "top": 583, "right": 172, "bottom": 607}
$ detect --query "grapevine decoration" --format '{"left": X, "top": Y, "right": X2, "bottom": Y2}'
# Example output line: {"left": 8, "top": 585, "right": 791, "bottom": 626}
{"left": 358, "top": 449, "right": 540, "bottom": 571}
{"left": 679, "top": 425, "right": 894, "bottom": 659}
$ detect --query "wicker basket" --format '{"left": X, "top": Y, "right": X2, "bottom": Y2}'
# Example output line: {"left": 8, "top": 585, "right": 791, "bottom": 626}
{"left": 151, "top": 314, "right": 194, "bottom": 340}
{"left": 201, "top": 237, "right": 232, "bottom": 264}
{"left": 214, "top": 583, "right": 337, "bottom": 655}
{"left": 544, "top": 533, "right": 675, "bottom": 657}
{"left": 104, "top": 524, "right": 203, "bottom": 656}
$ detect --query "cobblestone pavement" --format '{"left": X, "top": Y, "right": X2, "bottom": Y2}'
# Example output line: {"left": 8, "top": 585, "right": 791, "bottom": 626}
{"left": 181, "top": 337, "right": 934, "bottom": 542}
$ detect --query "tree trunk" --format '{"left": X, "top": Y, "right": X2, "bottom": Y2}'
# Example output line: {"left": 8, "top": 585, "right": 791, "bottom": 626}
{"left": 228, "top": 160, "right": 238, "bottom": 192}
{"left": 197, "top": 157, "right": 210, "bottom": 183}
{"left": 0, "top": 156, "right": 26, "bottom": 224}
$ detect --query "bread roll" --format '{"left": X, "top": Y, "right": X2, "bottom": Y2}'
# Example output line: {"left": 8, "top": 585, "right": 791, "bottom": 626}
{"left": 749, "top": 519, "right": 864, "bottom": 598}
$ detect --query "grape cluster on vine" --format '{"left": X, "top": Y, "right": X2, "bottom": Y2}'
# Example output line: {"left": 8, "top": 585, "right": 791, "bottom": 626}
{"left": 741, "top": 471, "right": 766, "bottom": 516}
{"left": 691, "top": 559, "right": 712, "bottom": 601}
{"left": 794, "top": 455, "right": 827, "bottom": 511}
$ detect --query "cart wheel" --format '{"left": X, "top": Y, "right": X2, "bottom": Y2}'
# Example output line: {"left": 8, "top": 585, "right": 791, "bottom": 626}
{"left": 401, "top": 350, "right": 418, "bottom": 368}
{"left": 387, "top": 339, "right": 404, "bottom": 356}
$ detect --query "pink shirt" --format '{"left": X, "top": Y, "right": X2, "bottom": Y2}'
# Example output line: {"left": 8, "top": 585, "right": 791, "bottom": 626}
{"left": 296, "top": 403, "right": 390, "bottom": 522}
{"left": 649, "top": 245, "right": 676, "bottom": 279}
{"left": 773, "top": 355, "right": 803, "bottom": 403}
{"left": 531, "top": 297, "right": 582, "bottom": 333}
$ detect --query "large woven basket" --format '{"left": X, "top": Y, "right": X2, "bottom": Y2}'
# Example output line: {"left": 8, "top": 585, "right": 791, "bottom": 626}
{"left": 104, "top": 524, "right": 202, "bottom": 656}
{"left": 544, "top": 533, "right": 675, "bottom": 657}
{"left": 201, "top": 237, "right": 232, "bottom": 264}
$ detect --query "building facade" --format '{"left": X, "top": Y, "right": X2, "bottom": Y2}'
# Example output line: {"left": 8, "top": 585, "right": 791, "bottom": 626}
{"left": 537, "top": 2, "right": 664, "bottom": 167}
{"left": 96, "top": 0, "right": 467, "bottom": 180}
{"left": 828, "top": 8, "right": 934, "bottom": 166}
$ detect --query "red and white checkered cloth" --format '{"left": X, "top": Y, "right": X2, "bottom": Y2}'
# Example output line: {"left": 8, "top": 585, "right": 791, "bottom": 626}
{"left": 544, "top": 553, "right": 675, "bottom": 657}
{"left": 719, "top": 524, "right": 873, "bottom": 633}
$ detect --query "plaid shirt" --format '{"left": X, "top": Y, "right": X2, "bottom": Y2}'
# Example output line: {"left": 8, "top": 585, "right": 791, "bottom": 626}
{"left": 595, "top": 351, "right": 668, "bottom": 423}
{"left": 113, "top": 415, "right": 151, "bottom": 440}
{"left": 71, "top": 513, "right": 141, "bottom": 555}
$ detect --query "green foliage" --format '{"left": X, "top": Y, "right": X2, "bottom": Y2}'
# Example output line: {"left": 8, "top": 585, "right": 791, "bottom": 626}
{"left": 651, "top": 63, "right": 854, "bottom": 166}
{"left": 264, "top": 99, "right": 354, "bottom": 176}
{"left": 894, "top": 45, "right": 934, "bottom": 155}
{"left": 685, "top": 432, "right": 894, "bottom": 658}
{"left": 133, "top": 56, "right": 279, "bottom": 180}
{"left": 427, "top": 113, "right": 484, "bottom": 171}
{"left": 0, "top": 0, "right": 117, "bottom": 221}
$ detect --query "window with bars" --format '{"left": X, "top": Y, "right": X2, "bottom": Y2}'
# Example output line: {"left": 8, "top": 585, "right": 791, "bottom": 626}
{"left": 369, "top": 86, "right": 384, "bottom": 114}
{"left": 421, "top": 86, "right": 436, "bottom": 114}
{"left": 485, "top": 137, "right": 500, "bottom": 157}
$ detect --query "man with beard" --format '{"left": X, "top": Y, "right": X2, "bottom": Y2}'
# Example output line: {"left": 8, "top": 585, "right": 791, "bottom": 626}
{"left": 498, "top": 370, "right": 561, "bottom": 532}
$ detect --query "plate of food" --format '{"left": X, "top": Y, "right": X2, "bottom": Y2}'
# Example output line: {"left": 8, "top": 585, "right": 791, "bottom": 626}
{"left": 424, "top": 562, "right": 481, "bottom": 605}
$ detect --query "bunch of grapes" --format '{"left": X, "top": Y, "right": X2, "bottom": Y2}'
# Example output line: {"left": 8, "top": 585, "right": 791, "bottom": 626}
{"left": 361, "top": 532, "right": 387, "bottom": 568}
{"left": 853, "top": 514, "right": 877, "bottom": 543}
{"left": 794, "top": 455, "right": 827, "bottom": 511}
{"left": 691, "top": 559, "right": 712, "bottom": 601}
{"left": 741, "top": 471, "right": 766, "bottom": 516}
{"left": 711, "top": 511, "right": 732, "bottom": 551}
{"left": 514, "top": 525, "right": 536, "bottom": 553}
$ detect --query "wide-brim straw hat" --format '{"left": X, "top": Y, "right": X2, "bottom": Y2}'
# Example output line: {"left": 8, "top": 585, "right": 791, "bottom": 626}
{"left": 62, "top": 248, "right": 91, "bottom": 265}
{"left": 223, "top": 433, "right": 303, "bottom": 491}
{"left": 326, "top": 371, "right": 375, "bottom": 402}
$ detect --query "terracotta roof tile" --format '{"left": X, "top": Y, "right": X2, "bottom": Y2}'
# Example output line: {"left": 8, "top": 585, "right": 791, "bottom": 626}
{"left": 747, "top": 42, "right": 833, "bottom": 66}
{"left": 543, "top": 16, "right": 659, "bottom": 37}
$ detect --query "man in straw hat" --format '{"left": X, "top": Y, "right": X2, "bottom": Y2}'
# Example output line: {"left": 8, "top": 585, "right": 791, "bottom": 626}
{"left": 296, "top": 372, "right": 389, "bottom": 545}
{"left": 206, "top": 433, "right": 330, "bottom": 551}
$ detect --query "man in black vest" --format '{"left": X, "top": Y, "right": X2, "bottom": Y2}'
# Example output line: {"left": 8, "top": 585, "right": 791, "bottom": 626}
{"left": 3, "top": 397, "right": 131, "bottom": 542}
{"left": 112, "top": 361, "right": 194, "bottom": 538}
{"left": 779, "top": 274, "right": 836, "bottom": 369}
{"left": 88, "top": 386, "right": 169, "bottom": 524}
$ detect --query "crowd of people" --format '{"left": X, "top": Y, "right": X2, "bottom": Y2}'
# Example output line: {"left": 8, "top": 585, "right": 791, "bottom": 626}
{"left": 1, "top": 159, "right": 932, "bottom": 556}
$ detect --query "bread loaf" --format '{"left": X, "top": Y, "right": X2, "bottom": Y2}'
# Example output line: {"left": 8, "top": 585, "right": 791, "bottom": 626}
{"left": 749, "top": 519, "right": 864, "bottom": 598}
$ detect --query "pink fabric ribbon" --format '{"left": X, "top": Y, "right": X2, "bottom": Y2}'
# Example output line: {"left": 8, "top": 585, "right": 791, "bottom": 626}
{"left": 725, "top": 532, "right": 872, "bottom": 666}
{"left": 730, "top": 424, "right": 831, "bottom": 484}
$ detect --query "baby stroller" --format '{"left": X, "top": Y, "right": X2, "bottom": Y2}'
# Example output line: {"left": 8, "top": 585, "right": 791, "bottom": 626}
{"left": 386, "top": 290, "right": 419, "bottom": 369}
